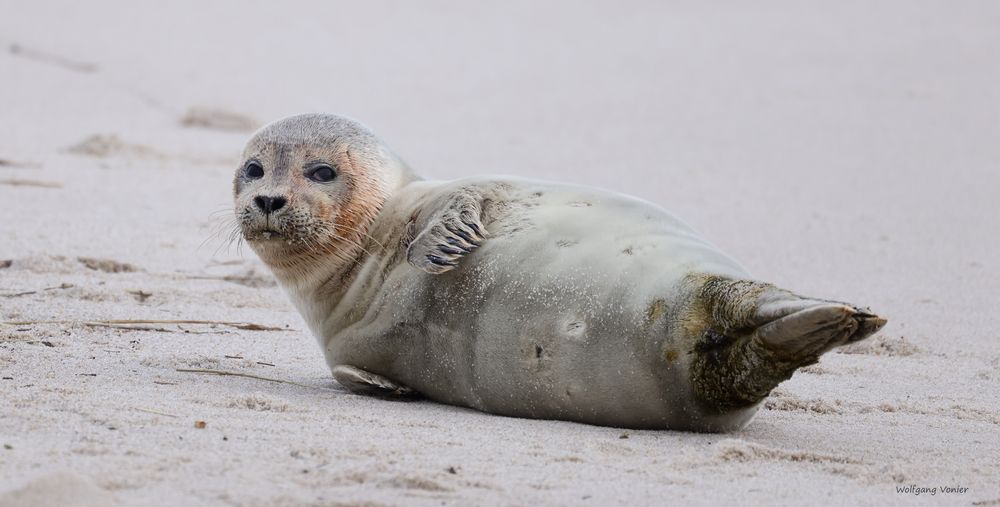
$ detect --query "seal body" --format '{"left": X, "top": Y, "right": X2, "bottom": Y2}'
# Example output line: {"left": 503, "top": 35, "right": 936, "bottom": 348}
{"left": 235, "top": 114, "right": 886, "bottom": 432}
{"left": 322, "top": 179, "right": 749, "bottom": 430}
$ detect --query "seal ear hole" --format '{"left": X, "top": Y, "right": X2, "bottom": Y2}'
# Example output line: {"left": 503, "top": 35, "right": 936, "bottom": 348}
{"left": 306, "top": 164, "right": 337, "bottom": 183}
{"left": 244, "top": 161, "right": 264, "bottom": 179}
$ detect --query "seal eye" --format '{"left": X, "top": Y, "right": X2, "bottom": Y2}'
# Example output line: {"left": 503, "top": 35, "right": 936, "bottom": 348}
{"left": 245, "top": 161, "right": 264, "bottom": 179}
{"left": 307, "top": 164, "right": 337, "bottom": 183}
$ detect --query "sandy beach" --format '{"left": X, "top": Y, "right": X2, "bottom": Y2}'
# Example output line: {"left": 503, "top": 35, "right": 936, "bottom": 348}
{"left": 2, "top": 1, "right": 999, "bottom": 505}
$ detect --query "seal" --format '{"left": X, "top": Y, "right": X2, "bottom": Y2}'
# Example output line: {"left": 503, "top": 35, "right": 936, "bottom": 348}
{"left": 233, "top": 113, "right": 887, "bottom": 431}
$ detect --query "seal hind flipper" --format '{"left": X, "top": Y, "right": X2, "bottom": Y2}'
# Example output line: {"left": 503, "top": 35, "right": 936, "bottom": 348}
{"left": 689, "top": 278, "right": 886, "bottom": 412}
{"left": 406, "top": 189, "right": 488, "bottom": 274}
{"left": 332, "top": 365, "right": 418, "bottom": 399}
{"left": 756, "top": 302, "right": 886, "bottom": 360}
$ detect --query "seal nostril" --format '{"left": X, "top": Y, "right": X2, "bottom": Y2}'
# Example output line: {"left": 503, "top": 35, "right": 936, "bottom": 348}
{"left": 253, "top": 195, "right": 269, "bottom": 213}
{"left": 253, "top": 195, "right": 287, "bottom": 215}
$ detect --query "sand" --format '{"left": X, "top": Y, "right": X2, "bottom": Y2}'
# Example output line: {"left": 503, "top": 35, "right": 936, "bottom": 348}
{"left": 1, "top": 1, "right": 998, "bottom": 505}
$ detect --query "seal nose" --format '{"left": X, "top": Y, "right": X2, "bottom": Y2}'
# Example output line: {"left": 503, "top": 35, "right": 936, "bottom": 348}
{"left": 254, "top": 195, "right": 287, "bottom": 215}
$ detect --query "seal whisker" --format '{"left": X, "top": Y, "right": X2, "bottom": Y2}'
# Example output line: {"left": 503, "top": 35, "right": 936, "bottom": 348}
{"left": 322, "top": 221, "right": 390, "bottom": 253}
{"left": 201, "top": 210, "right": 244, "bottom": 257}
{"left": 310, "top": 222, "right": 381, "bottom": 260}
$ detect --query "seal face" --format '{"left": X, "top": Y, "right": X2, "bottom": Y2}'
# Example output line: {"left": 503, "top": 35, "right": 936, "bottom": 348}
{"left": 233, "top": 113, "right": 887, "bottom": 432}
{"left": 233, "top": 115, "right": 407, "bottom": 281}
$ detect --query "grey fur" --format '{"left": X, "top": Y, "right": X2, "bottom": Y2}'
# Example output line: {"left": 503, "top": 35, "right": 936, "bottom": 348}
{"left": 234, "top": 114, "right": 887, "bottom": 432}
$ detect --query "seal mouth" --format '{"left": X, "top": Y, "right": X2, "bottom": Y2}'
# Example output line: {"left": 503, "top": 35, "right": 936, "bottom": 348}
{"left": 244, "top": 228, "right": 285, "bottom": 241}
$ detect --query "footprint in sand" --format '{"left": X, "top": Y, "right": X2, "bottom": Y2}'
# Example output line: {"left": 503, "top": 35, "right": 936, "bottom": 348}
{"left": 383, "top": 475, "right": 453, "bottom": 493}
{"left": 65, "top": 134, "right": 164, "bottom": 159}
{"left": 838, "top": 335, "right": 920, "bottom": 357}
{"left": 0, "top": 158, "right": 41, "bottom": 169}
{"left": 715, "top": 439, "right": 861, "bottom": 466}
{"left": 764, "top": 390, "right": 844, "bottom": 415}
{"left": 77, "top": 257, "right": 140, "bottom": 273}
{"left": 227, "top": 392, "right": 293, "bottom": 412}
{"left": 8, "top": 43, "right": 98, "bottom": 73}
{"left": 180, "top": 106, "right": 259, "bottom": 133}
{"left": 708, "top": 439, "right": 910, "bottom": 484}
{"left": 0, "top": 471, "right": 120, "bottom": 507}
{"left": 0, "top": 178, "right": 61, "bottom": 189}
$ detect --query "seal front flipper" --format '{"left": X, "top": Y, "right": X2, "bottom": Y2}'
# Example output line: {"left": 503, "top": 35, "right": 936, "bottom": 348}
{"left": 332, "top": 365, "right": 417, "bottom": 399}
{"left": 406, "top": 189, "right": 488, "bottom": 274}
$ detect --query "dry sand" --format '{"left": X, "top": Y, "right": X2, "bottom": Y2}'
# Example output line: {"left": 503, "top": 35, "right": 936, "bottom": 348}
{"left": 1, "top": 1, "right": 999, "bottom": 505}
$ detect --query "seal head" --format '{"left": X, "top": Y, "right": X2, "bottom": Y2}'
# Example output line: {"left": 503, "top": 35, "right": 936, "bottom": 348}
{"left": 234, "top": 114, "right": 415, "bottom": 284}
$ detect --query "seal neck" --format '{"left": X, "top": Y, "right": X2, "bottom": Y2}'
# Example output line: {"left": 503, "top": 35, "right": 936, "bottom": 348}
{"left": 263, "top": 241, "right": 367, "bottom": 333}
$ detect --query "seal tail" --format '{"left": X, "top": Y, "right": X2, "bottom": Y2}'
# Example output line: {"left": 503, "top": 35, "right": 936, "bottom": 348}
{"left": 688, "top": 277, "right": 887, "bottom": 412}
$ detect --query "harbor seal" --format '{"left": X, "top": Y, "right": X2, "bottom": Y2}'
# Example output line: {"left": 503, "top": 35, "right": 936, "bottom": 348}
{"left": 233, "top": 113, "right": 886, "bottom": 431}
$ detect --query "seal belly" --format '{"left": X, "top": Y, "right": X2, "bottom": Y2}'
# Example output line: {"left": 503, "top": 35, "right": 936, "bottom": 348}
{"left": 385, "top": 182, "right": 750, "bottom": 428}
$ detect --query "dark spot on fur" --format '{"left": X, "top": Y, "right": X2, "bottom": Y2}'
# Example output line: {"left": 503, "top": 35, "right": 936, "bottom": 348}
{"left": 622, "top": 247, "right": 633, "bottom": 255}
{"left": 535, "top": 345, "right": 543, "bottom": 358}
{"left": 532, "top": 191, "right": 543, "bottom": 197}
{"left": 556, "top": 239, "right": 578, "bottom": 248}
{"left": 568, "top": 201, "right": 592, "bottom": 207}
{"left": 664, "top": 349, "right": 679, "bottom": 362}
{"left": 695, "top": 330, "right": 733, "bottom": 352}
{"left": 645, "top": 299, "right": 667, "bottom": 324}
